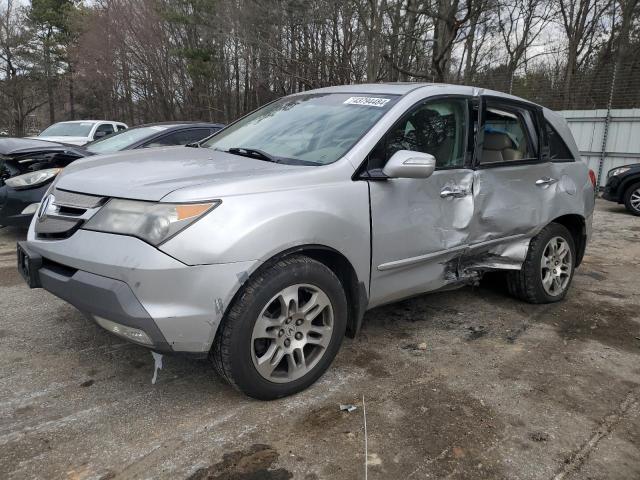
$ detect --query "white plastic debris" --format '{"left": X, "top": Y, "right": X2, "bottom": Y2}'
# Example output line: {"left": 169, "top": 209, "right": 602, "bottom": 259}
{"left": 151, "top": 351, "right": 163, "bottom": 385}
{"left": 340, "top": 404, "right": 357, "bottom": 413}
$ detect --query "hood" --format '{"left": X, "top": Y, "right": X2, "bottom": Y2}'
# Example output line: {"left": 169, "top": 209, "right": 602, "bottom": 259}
{"left": 0, "top": 137, "right": 86, "bottom": 156}
{"left": 30, "top": 135, "right": 90, "bottom": 145}
{"left": 55, "top": 146, "right": 307, "bottom": 201}
{"left": 0, "top": 137, "right": 88, "bottom": 181}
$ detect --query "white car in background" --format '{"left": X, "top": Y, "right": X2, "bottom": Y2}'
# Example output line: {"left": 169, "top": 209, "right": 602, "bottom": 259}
{"left": 32, "top": 120, "right": 128, "bottom": 145}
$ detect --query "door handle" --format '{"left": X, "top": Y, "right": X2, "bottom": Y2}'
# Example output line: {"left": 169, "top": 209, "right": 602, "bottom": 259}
{"left": 440, "top": 187, "right": 469, "bottom": 198}
{"left": 535, "top": 177, "right": 558, "bottom": 187}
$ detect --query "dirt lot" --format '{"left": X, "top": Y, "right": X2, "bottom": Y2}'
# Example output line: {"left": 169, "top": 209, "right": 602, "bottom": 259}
{"left": 1, "top": 199, "right": 639, "bottom": 480}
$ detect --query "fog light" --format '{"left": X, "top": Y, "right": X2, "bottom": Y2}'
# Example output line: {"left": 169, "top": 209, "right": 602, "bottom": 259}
{"left": 94, "top": 316, "right": 153, "bottom": 345}
{"left": 21, "top": 203, "right": 40, "bottom": 215}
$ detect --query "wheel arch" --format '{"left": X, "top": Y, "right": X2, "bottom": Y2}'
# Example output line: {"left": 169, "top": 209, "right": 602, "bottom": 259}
{"left": 551, "top": 214, "right": 587, "bottom": 267}
{"left": 620, "top": 175, "right": 640, "bottom": 202}
{"left": 222, "top": 244, "right": 368, "bottom": 340}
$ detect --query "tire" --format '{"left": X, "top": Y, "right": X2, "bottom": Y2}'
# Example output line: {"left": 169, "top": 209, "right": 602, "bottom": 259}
{"left": 507, "top": 223, "right": 576, "bottom": 304}
{"left": 211, "top": 255, "right": 348, "bottom": 400}
{"left": 623, "top": 182, "right": 640, "bottom": 216}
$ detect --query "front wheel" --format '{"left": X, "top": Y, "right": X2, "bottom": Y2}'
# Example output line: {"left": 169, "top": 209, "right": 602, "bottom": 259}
{"left": 211, "top": 255, "right": 347, "bottom": 400}
{"left": 623, "top": 182, "right": 640, "bottom": 216}
{"left": 507, "top": 223, "right": 576, "bottom": 304}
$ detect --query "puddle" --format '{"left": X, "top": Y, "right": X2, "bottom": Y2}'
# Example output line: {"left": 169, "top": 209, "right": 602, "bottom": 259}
{"left": 188, "top": 444, "right": 292, "bottom": 480}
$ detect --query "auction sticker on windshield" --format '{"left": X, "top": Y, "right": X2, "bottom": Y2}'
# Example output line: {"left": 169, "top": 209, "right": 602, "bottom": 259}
{"left": 344, "top": 96, "right": 391, "bottom": 107}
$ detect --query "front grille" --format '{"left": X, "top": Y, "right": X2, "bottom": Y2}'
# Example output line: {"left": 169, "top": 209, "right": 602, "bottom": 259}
{"left": 35, "top": 188, "right": 107, "bottom": 239}
{"left": 53, "top": 189, "right": 105, "bottom": 209}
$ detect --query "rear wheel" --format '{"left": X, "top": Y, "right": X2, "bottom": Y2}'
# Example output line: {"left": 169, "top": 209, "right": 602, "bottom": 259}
{"left": 211, "top": 255, "right": 347, "bottom": 400}
{"left": 623, "top": 182, "right": 640, "bottom": 216}
{"left": 507, "top": 223, "right": 576, "bottom": 304}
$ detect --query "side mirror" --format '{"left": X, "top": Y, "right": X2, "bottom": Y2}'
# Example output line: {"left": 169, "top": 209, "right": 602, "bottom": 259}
{"left": 382, "top": 150, "right": 436, "bottom": 179}
{"left": 93, "top": 131, "right": 108, "bottom": 139}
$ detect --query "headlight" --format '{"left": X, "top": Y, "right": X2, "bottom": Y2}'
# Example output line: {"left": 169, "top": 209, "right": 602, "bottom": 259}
{"left": 83, "top": 198, "right": 220, "bottom": 245}
{"left": 608, "top": 167, "right": 630, "bottom": 178}
{"left": 5, "top": 168, "right": 61, "bottom": 189}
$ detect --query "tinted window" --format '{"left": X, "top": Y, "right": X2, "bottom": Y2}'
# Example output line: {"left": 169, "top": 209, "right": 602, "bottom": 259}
{"left": 144, "top": 128, "right": 213, "bottom": 147}
{"left": 202, "top": 93, "right": 399, "bottom": 165}
{"left": 117, "top": 124, "right": 127, "bottom": 132}
{"left": 95, "top": 124, "right": 115, "bottom": 136}
{"left": 480, "top": 106, "right": 537, "bottom": 164}
{"left": 545, "top": 121, "right": 574, "bottom": 161}
{"left": 368, "top": 98, "right": 467, "bottom": 170}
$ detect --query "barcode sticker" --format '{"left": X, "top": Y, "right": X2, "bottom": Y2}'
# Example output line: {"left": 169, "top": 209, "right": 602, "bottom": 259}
{"left": 344, "top": 96, "right": 390, "bottom": 107}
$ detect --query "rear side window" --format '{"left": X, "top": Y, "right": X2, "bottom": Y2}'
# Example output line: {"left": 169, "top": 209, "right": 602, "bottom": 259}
{"left": 480, "top": 105, "right": 537, "bottom": 164}
{"left": 545, "top": 121, "right": 575, "bottom": 161}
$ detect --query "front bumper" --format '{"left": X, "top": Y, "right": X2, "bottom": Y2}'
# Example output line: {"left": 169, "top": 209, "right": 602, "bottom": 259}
{"left": 602, "top": 176, "right": 622, "bottom": 202}
{"left": 22, "top": 228, "right": 258, "bottom": 353}
{"left": 0, "top": 183, "right": 50, "bottom": 227}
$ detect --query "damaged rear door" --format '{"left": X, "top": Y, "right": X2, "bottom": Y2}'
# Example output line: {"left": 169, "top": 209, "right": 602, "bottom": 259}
{"left": 467, "top": 96, "right": 555, "bottom": 267}
{"left": 365, "top": 96, "right": 476, "bottom": 306}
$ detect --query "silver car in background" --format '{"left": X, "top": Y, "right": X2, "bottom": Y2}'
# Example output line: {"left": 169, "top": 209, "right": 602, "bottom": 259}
{"left": 17, "top": 84, "right": 595, "bottom": 399}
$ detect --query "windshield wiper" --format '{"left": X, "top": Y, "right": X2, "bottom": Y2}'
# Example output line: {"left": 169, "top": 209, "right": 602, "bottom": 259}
{"left": 227, "top": 147, "right": 281, "bottom": 163}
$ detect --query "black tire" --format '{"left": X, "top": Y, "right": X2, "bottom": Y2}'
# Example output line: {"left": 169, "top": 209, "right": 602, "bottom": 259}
{"left": 211, "top": 255, "right": 348, "bottom": 400}
{"left": 506, "top": 223, "right": 576, "bottom": 304}
{"left": 623, "top": 181, "right": 640, "bottom": 216}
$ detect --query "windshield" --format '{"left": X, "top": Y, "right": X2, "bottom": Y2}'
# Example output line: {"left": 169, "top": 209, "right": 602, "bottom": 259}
{"left": 202, "top": 93, "right": 399, "bottom": 165}
{"left": 86, "top": 126, "right": 168, "bottom": 154}
{"left": 40, "top": 122, "right": 95, "bottom": 137}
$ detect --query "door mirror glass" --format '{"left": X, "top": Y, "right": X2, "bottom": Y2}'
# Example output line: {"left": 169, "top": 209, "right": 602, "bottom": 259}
{"left": 382, "top": 150, "right": 436, "bottom": 179}
{"left": 93, "top": 130, "right": 108, "bottom": 139}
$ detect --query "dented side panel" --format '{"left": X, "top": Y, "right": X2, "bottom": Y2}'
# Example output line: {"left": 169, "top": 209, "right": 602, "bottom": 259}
{"left": 368, "top": 169, "right": 475, "bottom": 307}
{"left": 469, "top": 163, "right": 556, "bottom": 245}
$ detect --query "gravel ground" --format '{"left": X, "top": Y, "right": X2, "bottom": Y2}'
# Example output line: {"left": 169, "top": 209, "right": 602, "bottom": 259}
{"left": 1, "top": 199, "right": 639, "bottom": 480}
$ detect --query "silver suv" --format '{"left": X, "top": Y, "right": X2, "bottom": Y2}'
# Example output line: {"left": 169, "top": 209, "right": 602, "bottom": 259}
{"left": 17, "top": 84, "right": 595, "bottom": 399}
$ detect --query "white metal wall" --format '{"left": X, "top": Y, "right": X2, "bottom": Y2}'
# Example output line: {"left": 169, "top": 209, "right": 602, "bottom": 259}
{"left": 559, "top": 109, "right": 640, "bottom": 187}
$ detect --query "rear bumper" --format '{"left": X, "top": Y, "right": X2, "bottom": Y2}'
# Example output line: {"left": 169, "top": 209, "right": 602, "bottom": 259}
{"left": 23, "top": 228, "right": 259, "bottom": 353}
{"left": 0, "top": 183, "right": 50, "bottom": 227}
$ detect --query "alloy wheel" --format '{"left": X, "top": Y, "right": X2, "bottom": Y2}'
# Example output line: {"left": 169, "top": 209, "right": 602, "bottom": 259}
{"left": 251, "top": 284, "right": 334, "bottom": 383}
{"left": 540, "top": 236, "right": 572, "bottom": 296}
{"left": 631, "top": 188, "right": 640, "bottom": 213}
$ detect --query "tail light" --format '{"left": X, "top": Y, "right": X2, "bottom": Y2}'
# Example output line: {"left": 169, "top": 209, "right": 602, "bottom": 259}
{"left": 588, "top": 169, "right": 597, "bottom": 189}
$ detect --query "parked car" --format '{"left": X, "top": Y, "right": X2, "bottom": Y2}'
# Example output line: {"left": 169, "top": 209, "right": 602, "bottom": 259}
{"left": 602, "top": 163, "right": 640, "bottom": 215}
{"left": 30, "top": 120, "right": 129, "bottom": 145}
{"left": 17, "top": 84, "right": 595, "bottom": 399}
{"left": 0, "top": 122, "right": 223, "bottom": 227}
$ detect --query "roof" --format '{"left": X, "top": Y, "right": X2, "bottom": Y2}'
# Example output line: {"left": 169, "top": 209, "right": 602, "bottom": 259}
{"left": 132, "top": 121, "right": 224, "bottom": 129}
{"left": 296, "top": 82, "right": 534, "bottom": 105}
{"left": 54, "top": 120, "right": 125, "bottom": 124}
{"left": 302, "top": 83, "right": 435, "bottom": 95}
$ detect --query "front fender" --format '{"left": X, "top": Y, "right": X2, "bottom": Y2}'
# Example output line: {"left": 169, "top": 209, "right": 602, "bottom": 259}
{"left": 160, "top": 182, "right": 371, "bottom": 287}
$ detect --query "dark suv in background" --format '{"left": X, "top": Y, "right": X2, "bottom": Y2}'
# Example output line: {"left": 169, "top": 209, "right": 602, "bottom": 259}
{"left": 603, "top": 164, "right": 640, "bottom": 215}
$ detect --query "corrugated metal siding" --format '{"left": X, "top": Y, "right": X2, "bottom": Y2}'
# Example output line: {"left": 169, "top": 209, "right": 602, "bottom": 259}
{"left": 559, "top": 109, "right": 640, "bottom": 186}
